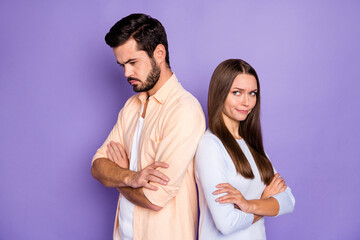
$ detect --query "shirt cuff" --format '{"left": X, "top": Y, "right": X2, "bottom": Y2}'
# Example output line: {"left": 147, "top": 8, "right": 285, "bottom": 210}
{"left": 272, "top": 187, "right": 295, "bottom": 216}
{"left": 143, "top": 183, "right": 179, "bottom": 207}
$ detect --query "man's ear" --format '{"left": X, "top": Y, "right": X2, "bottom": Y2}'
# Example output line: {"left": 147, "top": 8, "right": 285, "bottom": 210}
{"left": 153, "top": 44, "right": 166, "bottom": 65}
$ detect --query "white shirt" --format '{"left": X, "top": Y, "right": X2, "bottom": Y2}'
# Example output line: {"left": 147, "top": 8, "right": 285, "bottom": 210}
{"left": 195, "top": 130, "right": 295, "bottom": 240}
{"left": 118, "top": 114, "right": 144, "bottom": 240}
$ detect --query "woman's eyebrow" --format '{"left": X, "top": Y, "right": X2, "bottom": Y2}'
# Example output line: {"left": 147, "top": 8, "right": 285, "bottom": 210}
{"left": 232, "top": 87, "right": 258, "bottom": 92}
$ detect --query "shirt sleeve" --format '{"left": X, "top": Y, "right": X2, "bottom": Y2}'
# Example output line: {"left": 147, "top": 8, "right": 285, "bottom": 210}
{"left": 91, "top": 107, "right": 125, "bottom": 166}
{"left": 195, "top": 134, "right": 254, "bottom": 235}
{"left": 272, "top": 186, "right": 295, "bottom": 216}
{"left": 143, "top": 103, "right": 206, "bottom": 207}
{"left": 269, "top": 167, "right": 296, "bottom": 216}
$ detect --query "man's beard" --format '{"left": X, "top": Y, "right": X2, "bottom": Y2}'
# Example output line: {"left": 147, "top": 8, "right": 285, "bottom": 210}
{"left": 130, "top": 58, "right": 161, "bottom": 92}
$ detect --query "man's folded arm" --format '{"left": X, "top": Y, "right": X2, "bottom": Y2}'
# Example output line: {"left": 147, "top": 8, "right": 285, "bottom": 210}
{"left": 117, "top": 187, "right": 162, "bottom": 211}
{"left": 91, "top": 158, "right": 131, "bottom": 188}
{"left": 143, "top": 104, "right": 206, "bottom": 207}
{"left": 92, "top": 157, "right": 168, "bottom": 211}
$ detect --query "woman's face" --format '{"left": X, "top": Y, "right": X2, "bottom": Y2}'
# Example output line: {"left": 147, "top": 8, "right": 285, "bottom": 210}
{"left": 223, "top": 73, "right": 258, "bottom": 124}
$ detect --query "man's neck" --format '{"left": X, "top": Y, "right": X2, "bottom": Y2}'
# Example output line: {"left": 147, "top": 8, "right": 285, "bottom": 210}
{"left": 147, "top": 68, "right": 173, "bottom": 96}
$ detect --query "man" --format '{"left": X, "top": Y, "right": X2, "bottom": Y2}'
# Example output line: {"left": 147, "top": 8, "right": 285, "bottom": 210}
{"left": 91, "top": 14, "right": 205, "bottom": 240}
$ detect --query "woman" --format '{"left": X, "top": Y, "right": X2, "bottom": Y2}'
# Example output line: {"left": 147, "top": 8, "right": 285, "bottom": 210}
{"left": 195, "top": 59, "right": 295, "bottom": 239}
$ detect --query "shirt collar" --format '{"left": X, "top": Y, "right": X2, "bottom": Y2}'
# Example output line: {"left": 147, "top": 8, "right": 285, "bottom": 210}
{"left": 137, "top": 73, "right": 178, "bottom": 104}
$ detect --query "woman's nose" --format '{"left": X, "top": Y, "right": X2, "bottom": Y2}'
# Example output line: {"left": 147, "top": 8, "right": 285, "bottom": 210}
{"left": 241, "top": 95, "right": 249, "bottom": 106}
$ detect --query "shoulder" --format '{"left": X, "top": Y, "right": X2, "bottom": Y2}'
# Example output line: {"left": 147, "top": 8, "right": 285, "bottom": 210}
{"left": 164, "top": 87, "right": 205, "bottom": 123}
{"left": 198, "top": 130, "right": 222, "bottom": 146}
{"left": 119, "top": 94, "right": 141, "bottom": 113}
{"left": 196, "top": 130, "right": 227, "bottom": 158}
{"left": 195, "top": 130, "right": 230, "bottom": 171}
{"left": 168, "top": 81, "right": 203, "bottom": 111}
{"left": 123, "top": 94, "right": 140, "bottom": 109}
{"left": 116, "top": 94, "right": 141, "bottom": 121}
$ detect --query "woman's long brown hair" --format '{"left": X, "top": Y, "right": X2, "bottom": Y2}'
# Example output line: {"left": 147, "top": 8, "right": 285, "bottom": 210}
{"left": 208, "top": 59, "right": 274, "bottom": 185}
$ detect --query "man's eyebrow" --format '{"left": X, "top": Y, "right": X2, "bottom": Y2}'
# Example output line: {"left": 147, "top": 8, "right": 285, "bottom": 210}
{"left": 117, "top": 58, "right": 137, "bottom": 65}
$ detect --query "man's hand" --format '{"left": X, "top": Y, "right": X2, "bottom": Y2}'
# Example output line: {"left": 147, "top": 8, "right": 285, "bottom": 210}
{"left": 261, "top": 173, "right": 287, "bottom": 199}
{"left": 127, "top": 161, "right": 170, "bottom": 190}
{"left": 106, "top": 141, "right": 170, "bottom": 191}
{"left": 106, "top": 141, "right": 129, "bottom": 169}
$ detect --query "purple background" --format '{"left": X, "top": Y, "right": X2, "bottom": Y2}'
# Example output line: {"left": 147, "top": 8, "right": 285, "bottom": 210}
{"left": 1, "top": 1, "right": 359, "bottom": 239}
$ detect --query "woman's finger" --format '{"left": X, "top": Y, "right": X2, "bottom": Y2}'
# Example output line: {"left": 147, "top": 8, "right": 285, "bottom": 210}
{"left": 216, "top": 183, "right": 233, "bottom": 188}
{"left": 217, "top": 196, "right": 237, "bottom": 204}
{"left": 215, "top": 194, "right": 233, "bottom": 202}
{"left": 213, "top": 186, "right": 237, "bottom": 195}
{"left": 279, "top": 184, "right": 287, "bottom": 192}
{"left": 269, "top": 173, "right": 280, "bottom": 186}
{"left": 272, "top": 177, "right": 284, "bottom": 189}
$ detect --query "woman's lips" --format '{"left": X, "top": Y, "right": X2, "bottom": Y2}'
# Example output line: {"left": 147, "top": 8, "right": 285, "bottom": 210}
{"left": 236, "top": 109, "right": 249, "bottom": 114}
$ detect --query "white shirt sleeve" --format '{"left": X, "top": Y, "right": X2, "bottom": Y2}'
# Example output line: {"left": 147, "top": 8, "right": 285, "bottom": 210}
{"left": 195, "top": 135, "right": 254, "bottom": 235}
{"left": 272, "top": 186, "right": 296, "bottom": 216}
{"left": 270, "top": 168, "right": 296, "bottom": 216}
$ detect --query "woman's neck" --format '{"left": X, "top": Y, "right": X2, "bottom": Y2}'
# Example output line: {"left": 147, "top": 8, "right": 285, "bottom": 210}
{"left": 222, "top": 113, "right": 242, "bottom": 139}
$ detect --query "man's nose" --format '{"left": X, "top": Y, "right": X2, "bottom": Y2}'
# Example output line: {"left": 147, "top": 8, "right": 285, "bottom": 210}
{"left": 123, "top": 65, "right": 133, "bottom": 78}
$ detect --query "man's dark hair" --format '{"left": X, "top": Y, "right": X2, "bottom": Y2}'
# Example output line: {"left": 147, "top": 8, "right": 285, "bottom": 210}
{"left": 105, "top": 13, "right": 170, "bottom": 67}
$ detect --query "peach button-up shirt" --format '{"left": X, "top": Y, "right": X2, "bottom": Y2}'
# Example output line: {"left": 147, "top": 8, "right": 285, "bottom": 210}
{"left": 92, "top": 74, "right": 205, "bottom": 240}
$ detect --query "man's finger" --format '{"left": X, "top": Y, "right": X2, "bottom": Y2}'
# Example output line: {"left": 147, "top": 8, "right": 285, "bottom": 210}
{"left": 106, "top": 150, "right": 111, "bottom": 160}
{"left": 143, "top": 182, "right": 158, "bottom": 191}
{"left": 108, "top": 143, "right": 119, "bottom": 163}
{"left": 147, "top": 175, "right": 168, "bottom": 185}
{"left": 117, "top": 143, "right": 127, "bottom": 160}
{"left": 151, "top": 161, "right": 169, "bottom": 169}
{"left": 148, "top": 168, "right": 170, "bottom": 182}
{"left": 110, "top": 141, "right": 121, "bottom": 162}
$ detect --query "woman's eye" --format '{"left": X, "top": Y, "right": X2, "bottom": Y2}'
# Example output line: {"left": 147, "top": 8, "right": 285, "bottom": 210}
{"left": 130, "top": 61, "right": 136, "bottom": 65}
{"left": 250, "top": 91, "right": 257, "bottom": 96}
{"left": 233, "top": 91, "right": 241, "bottom": 96}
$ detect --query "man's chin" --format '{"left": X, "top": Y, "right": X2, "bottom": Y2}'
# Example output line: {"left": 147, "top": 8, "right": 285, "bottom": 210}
{"left": 133, "top": 84, "right": 155, "bottom": 93}
{"left": 133, "top": 86, "right": 147, "bottom": 93}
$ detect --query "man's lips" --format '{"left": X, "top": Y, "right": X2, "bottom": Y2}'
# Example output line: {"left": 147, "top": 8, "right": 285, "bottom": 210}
{"left": 128, "top": 80, "right": 138, "bottom": 85}
{"left": 128, "top": 78, "right": 140, "bottom": 85}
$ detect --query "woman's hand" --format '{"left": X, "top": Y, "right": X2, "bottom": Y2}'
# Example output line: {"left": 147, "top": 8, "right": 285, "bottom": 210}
{"left": 106, "top": 141, "right": 129, "bottom": 169}
{"left": 261, "top": 173, "right": 287, "bottom": 199}
{"left": 213, "top": 183, "right": 252, "bottom": 213}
